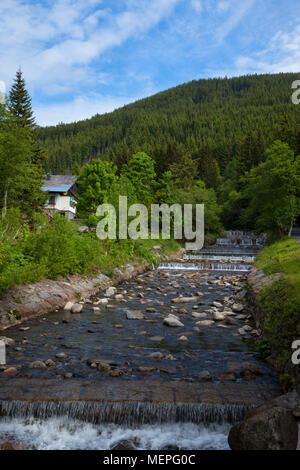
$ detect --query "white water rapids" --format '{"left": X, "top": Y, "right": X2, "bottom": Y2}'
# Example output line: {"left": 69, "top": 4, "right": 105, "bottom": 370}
{"left": 0, "top": 417, "right": 230, "bottom": 450}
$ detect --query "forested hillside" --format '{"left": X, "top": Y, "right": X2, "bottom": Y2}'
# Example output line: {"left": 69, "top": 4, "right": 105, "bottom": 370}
{"left": 38, "top": 73, "right": 300, "bottom": 175}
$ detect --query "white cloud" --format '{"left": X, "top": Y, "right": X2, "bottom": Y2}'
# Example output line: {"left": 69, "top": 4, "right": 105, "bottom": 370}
{"left": 0, "top": 0, "right": 179, "bottom": 92}
{"left": 215, "top": 0, "right": 256, "bottom": 44}
{"left": 235, "top": 23, "right": 300, "bottom": 74}
{"left": 35, "top": 92, "right": 144, "bottom": 126}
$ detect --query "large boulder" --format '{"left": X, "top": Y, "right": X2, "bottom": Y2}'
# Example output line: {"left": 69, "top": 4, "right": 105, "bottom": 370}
{"left": 228, "top": 388, "right": 300, "bottom": 450}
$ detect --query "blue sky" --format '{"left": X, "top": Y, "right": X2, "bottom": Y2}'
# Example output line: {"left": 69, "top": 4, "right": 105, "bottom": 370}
{"left": 0, "top": 0, "right": 299, "bottom": 126}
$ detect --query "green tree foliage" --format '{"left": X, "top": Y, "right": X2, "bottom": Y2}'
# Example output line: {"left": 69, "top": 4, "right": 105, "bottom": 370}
{"left": 240, "top": 141, "right": 300, "bottom": 236}
{"left": 0, "top": 108, "right": 45, "bottom": 216}
{"left": 76, "top": 159, "right": 118, "bottom": 216}
{"left": 196, "top": 142, "right": 221, "bottom": 189}
{"left": 122, "top": 152, "right": 157, "bottom": 206}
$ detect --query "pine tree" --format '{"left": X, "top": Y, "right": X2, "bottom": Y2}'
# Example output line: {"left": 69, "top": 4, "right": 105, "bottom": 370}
{"left": 8, "top": 69, "right": 35, "bottom": 128}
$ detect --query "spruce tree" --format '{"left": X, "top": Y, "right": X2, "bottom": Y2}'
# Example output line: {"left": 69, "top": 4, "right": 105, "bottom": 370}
{"left": 8, "top": 69, "right": 35, "bottom": 128}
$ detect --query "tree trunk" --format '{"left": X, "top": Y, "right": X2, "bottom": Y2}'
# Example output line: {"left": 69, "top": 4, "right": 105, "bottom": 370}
{"left": 2, "top": 187, "right": 7, "bottom": 219}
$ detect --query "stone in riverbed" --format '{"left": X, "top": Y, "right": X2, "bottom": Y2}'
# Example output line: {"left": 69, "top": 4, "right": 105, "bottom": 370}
{"left": 98, "top": 362, "right": 111, "bottom": 372}
{"left": 213, "top": 311, "right": 226, "bottom": 321}
{"left": 148, "top": 351, "right": 164, "bottom": 360}
{"left": 111, "top": 440, "right": 137, "bottom": 451}
{"left": 138, "top": 366, "right": 157, "bottom": 372}
{"left": 212, "top": 301, "right": 223, "bottom": 308}
{"left": 45, "top": 359, "right": 55, "bottom": 367}
{"left": 232, "top": 303, "right": 244, "bottom": 312}
{"left": 0, "top": 336, "right": 14, "bottom": 346}
{"left": 105, "top": 286, "right": 117, "bottom": 297}
{"left": 29, "top": 361, "right": 47, "bottom": 370}
{"left": 109, "top": 369, "right": 125, "bottom": 377}
{"left": 2, "top": 367, "right": 18, "bottom": 376}
{"left": 71, "top": 304, "right": 83, "bottom": 314}
{"left": 125, "top": 310, "right": 145, "bottom": 320}
{"left": 195, "top": 320, "right": 215, "bottom": 327}
{"left": 228, "top": 406, "right": 298, "bottom": 450}
{"left": 172, "top": 296, "right": 198, "bottom": 303}
{"left": 149, "top": 336, "right": 164, "bottom": 342}
{"left": 163, "top": 315, "right": 184, "bottom": 327}
{"left": 63, "top": 301, "right": 74, "bottom": 311}
{"left": 55, "top": 352, "right": 67, "bottom": 359}
{"left": 198, "top": 370, "right": 212, "bottom": 381}
{"left": 178, "top": 335, "right": 188, "bottom": 342}
{"left": 218, "top": 372, "right": 237, "bottom": 381}
{"left": 192, "top": 312, "right": 207, "bottom": 319}
{"left": 179, "top": 308, "right": 188, "bottom": 314}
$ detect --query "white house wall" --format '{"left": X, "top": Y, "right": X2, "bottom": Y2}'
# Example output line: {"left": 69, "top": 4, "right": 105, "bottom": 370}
{"left": 45, "top": 194, "right": 76, "bottom": 215}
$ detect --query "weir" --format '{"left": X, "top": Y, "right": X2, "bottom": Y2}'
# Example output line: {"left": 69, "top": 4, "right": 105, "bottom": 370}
{"left": 157, "top": 262, "right": 252, "bottom": 272}
{"left": 0, "top": 400, "right": 253, "bottom": 426}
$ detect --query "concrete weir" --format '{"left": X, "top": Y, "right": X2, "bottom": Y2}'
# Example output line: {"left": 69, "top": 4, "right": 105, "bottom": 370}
{"left": 0, "top": 379, "right": 280, "bottom": 430}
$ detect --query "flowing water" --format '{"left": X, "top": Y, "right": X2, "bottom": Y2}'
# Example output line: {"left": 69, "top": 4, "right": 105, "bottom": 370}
{"left": 0, "top": 234, "right": 280, "bottom": 450}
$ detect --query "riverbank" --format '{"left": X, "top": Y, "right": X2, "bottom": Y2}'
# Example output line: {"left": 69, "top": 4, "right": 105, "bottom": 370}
{"left": 247, "top": 238, "right": 300, "bottom": 390}
{"left": 0, "top": 240, "right": 182, "bottom": 332}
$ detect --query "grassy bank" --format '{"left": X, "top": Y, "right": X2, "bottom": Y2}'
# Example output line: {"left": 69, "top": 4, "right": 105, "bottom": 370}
{"left": 0, "top": 214, "right": 180, "bottom": 295}
{"left": 254, "top": 238, "right": 300, "bottom": 390}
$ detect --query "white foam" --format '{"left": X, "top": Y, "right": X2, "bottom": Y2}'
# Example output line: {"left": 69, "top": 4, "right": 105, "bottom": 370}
{"left": 0, "top": 417, "right": 230, "bottom": 450}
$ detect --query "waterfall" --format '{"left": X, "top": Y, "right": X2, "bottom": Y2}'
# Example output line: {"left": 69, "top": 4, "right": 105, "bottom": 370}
{"left": 157, "top": 262, "right": 251, "bottom": 272}
{"left": 0, "top": 400, "right": 253, "bottom": 426}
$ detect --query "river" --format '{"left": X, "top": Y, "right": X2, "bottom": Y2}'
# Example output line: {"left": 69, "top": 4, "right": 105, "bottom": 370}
{"left": 0, "top": 234, "right": 280, "bottom": 450}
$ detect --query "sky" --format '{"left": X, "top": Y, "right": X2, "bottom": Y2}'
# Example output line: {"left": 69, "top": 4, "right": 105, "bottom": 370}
{"left": 0, "top": 0, "right": 299, "bottom": 126}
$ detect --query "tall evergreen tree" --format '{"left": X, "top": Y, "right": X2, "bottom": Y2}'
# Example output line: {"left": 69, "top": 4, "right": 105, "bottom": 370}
{"left": 8, "top": 69, "right": 35, "bottom": 128}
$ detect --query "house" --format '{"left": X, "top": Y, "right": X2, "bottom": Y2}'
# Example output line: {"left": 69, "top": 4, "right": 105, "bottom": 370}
{"left": 42, "top": 174, "right": 78, "bottom": 220}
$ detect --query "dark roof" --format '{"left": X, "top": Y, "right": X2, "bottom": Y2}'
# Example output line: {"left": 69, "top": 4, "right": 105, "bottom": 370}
{"left": 42, "top": 175, "right": 77, "bottom": 193}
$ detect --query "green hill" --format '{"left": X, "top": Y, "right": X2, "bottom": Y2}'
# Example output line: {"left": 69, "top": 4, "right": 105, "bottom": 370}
{"left": 38, "top": 72, "right": 300, "bottom": 174}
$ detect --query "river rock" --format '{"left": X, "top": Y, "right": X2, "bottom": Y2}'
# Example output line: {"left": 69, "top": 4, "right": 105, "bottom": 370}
{"left": 212, "top": 301, "right": 223, "bottom": 308}
{"left": 29, "top": 361, "right": 47, "bottom": 370}
{"left": 172, "top": 296, "right": 198, "bottom": 303}
{"left": 178, "top": 335, "right": 188, "bottom": 342}
{"left": 192, "top": 312, "right": 207, "bottom": 319}
{"left": 71, "top": 304, "right": 83, "bottom": 314}
{"left": 98, "top": 362, "right": 111, "bottom": 372}
{"left": 2, "top": 367, "right": 18, "bottom": 376}
{"left": 94, "top": 298, "right": 108, "bottom": 305}
{"left": 55, "top": 352, "right": 67, "bottom": 359}
{"left": 232, "top": 303, "right": 244, "bottom": 312}
{"left": 195, "top": 320, "right": 215, "bottom": 326}
{"left": 148, "top": 351, "right": 164, "bottom": 360}
{"left": 213, "top": 311, "right": 226, "bottom": 321}
{"left": 198, "top": 370, "right": 212, "bottom": 381}
{"left": 45, "top": 359, "right": 55, "bottom": 366}
{"left": 226, "top": 316, "right": 238, "bottom": 325}
{"left": 111, "top": 440, "right": 137, "bottom": 450}
{"left": 179, "top": 308, "right": 188, "bottom": 314}
{"left": 109, "top": 369, "right": 125, "bottom": 377}
{"left": 105, "top": 286, "right": 117, "bottom": 297}
{"left": 125, "top": 310, "right": 145, "bottom": 320}
{"left": 63, "top": 301, "right": 74, "bottom": 311}
{"left": 219, "top": 372, "right": 237, "bottom": 381}
{"left": 1, "top": 440, "right": 27, "bottom": 450}
{"left": 228, "top": 406, "right": 298, "bottom": 450}
{"left": 163, "top": 316, "right": 184, "bottom": 327}
{"left": 0, "top": 336, "right": 14, "bottom": 346}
